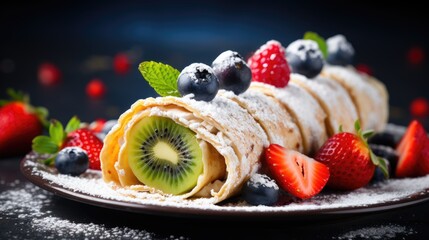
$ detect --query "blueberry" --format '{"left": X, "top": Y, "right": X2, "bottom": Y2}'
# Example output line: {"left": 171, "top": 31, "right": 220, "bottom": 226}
{"left": 212, "top": 50, "right": 252, "bottom": 95}
{"left": 241, "top": 173, "right": 279, "bottom": 206}
{"left": 326, "top": 34, "right": 355, "bottom": 66}
{"left": 102, "top": 119, "right": 118, "bottom": 135}
{"left": 177, "top": 63, "right": 219, "bottom": 101}
{"left": 370, "top": 144, "right": 399, "bottom": 178}
{"left": 286, "top": 39, "right": 324, "bottom": 79}
{"left": 55, "top": 147, "right": 89, "bottom": 176}
{"left": 371, "top": 163, "right": 391, "bottom": 184}
{"left": 368, "top": 131, "right": 401, "bottom": 149}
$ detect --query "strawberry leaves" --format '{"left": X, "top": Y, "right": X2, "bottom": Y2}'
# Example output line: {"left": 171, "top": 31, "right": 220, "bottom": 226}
{"left": 32, "top": 116, "right": 81, "bottom": 165}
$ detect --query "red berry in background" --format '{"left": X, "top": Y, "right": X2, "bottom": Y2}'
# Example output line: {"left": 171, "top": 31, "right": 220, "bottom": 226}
{"left": 86, "top": 79, "right": 106, "bottom": 99}
{"left": 88, "top": 118, "right": 106, "bottom": 133}
{"left": 247, "top": 40, "right": 291, "bottom": 88}
{"left": 410, "top": 97, "right": 429, "bottom": 118}
{"left": 38, "top": 62, "right": 61, "bottom": 86}
{"left": 113, "top": 53, "right": 131, "bottom": 75}
{"left": 355, "top": 63, "right": 373, "bottom": 76}
{"left": 407, "top": 46, "right": 425, "bottom": 65}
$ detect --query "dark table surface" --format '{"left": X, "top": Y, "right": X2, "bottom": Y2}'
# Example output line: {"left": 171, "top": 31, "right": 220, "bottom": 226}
{"left": 1, "top": 155, "right": 429, "bottom": 240}
{"left": 2, "top": 1, "right": 429, "bottom": 239}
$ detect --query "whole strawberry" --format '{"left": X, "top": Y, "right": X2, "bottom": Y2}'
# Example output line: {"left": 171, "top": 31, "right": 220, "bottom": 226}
{"left": 247, "top": 40, "right": 291, "bottom": 88}
{"left": 314, "top": 120, "right": 388, "bottom": 191}
{"left": 0, "top": 89, "right": 48, "bottom": 157}
{"left": 32, "top": 116, "right": 103, "bottom": 170}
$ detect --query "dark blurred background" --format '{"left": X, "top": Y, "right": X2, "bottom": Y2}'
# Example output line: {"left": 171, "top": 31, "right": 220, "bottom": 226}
{"left": 1, "top": 0, "right": 428, "bottom": 127}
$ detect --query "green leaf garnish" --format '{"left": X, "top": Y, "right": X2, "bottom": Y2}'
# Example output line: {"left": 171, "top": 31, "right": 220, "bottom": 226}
{"left": 32, "top": 116, "right": 82, "bottom": 166}
{"left": 65, "top": 116, "right": 81, "bottom": 134}
{"left": 303, "top": 31, "right": 328, "bottom": 59}
{"left": 49, "top": 120, "right": 64, "bottom": 146}
{"left": 138, "top": 61, "right": 181, "bottom": 97}
{"left": 32, "top": 136, "right": 59, "bottom": 154}
{"left": 43, "top": 156, "right": 56, "bottom": 166}
{"left": 353, "top": 119, "right": 390, "bottom": 179}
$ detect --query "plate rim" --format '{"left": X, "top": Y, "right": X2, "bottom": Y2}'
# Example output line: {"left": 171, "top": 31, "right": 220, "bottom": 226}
{"left": 19, "top": 154, "right": 429, "bottom": 220}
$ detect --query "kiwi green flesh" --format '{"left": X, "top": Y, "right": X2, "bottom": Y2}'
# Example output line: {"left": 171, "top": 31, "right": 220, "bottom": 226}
{"left": 127, "top": 116, "right": 203, "bottom": 195}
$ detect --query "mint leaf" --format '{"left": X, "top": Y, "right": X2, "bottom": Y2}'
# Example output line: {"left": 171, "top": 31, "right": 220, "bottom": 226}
{"left": 304, "top": 32, "right": 328, "bottom": 59}
{"left": 32, "top": 136, "right": 59, "bottom": 154}
{"left": 139, "top": 61, "right": 181, "bottom": 97}
{"left": 49, "top": 120, "right": 64, "bottom": 146}
{"left": 65, "top": 116, "right": 80, "bottom": 134}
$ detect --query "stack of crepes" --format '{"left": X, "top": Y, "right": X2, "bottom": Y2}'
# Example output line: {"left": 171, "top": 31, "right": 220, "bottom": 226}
{"left": 100, "top": 63, "right": 389, "bottom": 205}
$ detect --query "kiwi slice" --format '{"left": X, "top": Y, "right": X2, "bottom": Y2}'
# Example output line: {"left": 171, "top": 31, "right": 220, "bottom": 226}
{"left": 127, "top": 116, "right": 203, "bottom": 195}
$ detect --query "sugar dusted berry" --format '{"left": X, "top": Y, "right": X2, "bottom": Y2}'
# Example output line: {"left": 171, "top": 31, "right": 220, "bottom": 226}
{"left": 247, "top": 40, "right": 291, "bottom": 88}
{"left": 241, "top": 173, "right": 279, "bottom": 206}
{"left": 326, "top": 34, "right": 355, "bottom": 66}
{"left": 177, "top": 63, "right": 219, "bottom": 101}
{"left": 55, "top": 147, "right": 89, "bottom": 176}
{"left": 286, "top": 39, "right": 324, "bottom": 79}
{"left": 212, "top": 50, "right": 251, "bottom": 95}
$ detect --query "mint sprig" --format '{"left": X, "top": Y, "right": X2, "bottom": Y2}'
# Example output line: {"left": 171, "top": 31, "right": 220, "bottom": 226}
{"left": 138, "top": 61, "right": 181, "bottom": 97}
{"left": 32, "top": 116, "right": 81, "bottom": 165}
{"left": 303, "top": 31, "right": 328, "bottom": 59}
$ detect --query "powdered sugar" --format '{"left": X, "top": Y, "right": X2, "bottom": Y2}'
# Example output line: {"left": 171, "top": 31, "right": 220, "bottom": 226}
{"left": 248, "top": 173, "right": 279, "bottom": 190}
{"left": 286, "top": 39, "right": 323, "bottom": 61}
{"left": 0, "top": 180, "right": 175, "bottom": 239}
{"left": 335, "top": 224, "right": 415, "bottom": 239}
{"left": 327, "top": 34, "right": 355, "bottom": 58}
{"left": 21, "top": 128, "right": 429, "bottom": 214}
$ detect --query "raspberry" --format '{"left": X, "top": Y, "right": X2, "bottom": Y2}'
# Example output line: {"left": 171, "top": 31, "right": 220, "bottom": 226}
{"left": 247, "top": 40, "right": 290, "bottom": 88}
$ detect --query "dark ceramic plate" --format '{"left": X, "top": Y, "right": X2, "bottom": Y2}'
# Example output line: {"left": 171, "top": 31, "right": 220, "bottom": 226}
{"left": 20, "top": 150, "right": 429, "bottom": 220}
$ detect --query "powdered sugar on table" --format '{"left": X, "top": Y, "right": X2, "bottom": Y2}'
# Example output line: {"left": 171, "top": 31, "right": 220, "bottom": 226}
{"left": 22, "top": 148, "right": 429, "bottom": 214}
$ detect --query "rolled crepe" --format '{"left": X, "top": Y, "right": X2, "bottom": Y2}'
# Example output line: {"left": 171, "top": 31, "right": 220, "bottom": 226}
{"left": 101, "top": 95, "right": 269, "bottom": 204}
{"left": 250, "top": 82, "right": 328, "bottom": 156}
{"left": 321, "top": 65, "right": 388, "bottom": 132}
{"left": 290, "top": 73, "right": 359, "bottom": 135}
{"left": 219, "top": 90, "right": 303, "bottom": 152}
{"left": 101, "top": 68, "right": 388, "bottom": 204}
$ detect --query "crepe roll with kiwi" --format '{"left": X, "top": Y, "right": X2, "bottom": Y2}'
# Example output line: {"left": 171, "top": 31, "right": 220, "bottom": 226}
{"left": 100, "top": 95, "right": 269, "bottom": 204}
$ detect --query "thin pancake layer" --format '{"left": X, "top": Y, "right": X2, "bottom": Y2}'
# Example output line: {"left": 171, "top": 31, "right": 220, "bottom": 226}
{"left": 250, "top": 82, "right": 327, "bottom": 156}
{"left": 101, "top": 95, "right": 268, "bottom": 204}
{"left": 290, "top": 73, "right": 359, "bottom": 135}
{"left": 220, "top": 90, "right": 303, "bottom": 152}
{"left": 321, "top": 65, "right": 386, "bottom": 131}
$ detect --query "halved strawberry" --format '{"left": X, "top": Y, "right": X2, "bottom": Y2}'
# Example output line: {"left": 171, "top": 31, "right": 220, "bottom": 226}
{"left": 395, "top": 120, "right": 427, "bottom": 178}
{"left": 416, "top": 138, "right": 429, "bottom": 176}
{"left": 265, "top": 144, "right": 330, "bottom": 199}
